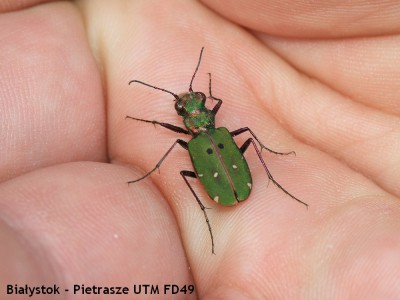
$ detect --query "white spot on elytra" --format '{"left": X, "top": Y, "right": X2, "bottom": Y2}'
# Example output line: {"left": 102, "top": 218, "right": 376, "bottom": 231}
{"left": 247, "top": 182, "right": 252, "bottom": 189}
{"left": 198, "top": 174, "right": 203, "bottom": 177}
{"left": 232, "top": 164, "right": 237, "bottom": 169}
{"left": 214, "top": 172, "right": 218, "bottom": 178}
{"left": 214, "top": 196, "right": 219, "bottom": 203}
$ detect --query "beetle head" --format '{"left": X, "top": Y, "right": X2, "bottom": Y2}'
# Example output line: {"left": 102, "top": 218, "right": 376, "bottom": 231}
{"left": 175, "top": 91, "right": 206, "bottom": 116}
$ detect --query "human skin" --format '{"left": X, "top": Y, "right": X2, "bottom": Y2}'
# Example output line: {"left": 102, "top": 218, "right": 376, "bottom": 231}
{"left": 1, "top": 0, "right": 400, "bottom": 299}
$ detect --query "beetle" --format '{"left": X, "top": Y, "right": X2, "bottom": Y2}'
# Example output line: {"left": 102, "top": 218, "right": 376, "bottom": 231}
{"left": 127, "top": 47, "right": 308, "bottom": 254}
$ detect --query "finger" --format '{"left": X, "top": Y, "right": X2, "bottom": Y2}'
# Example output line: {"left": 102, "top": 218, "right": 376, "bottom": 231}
{"left": 0, "top": 0, "right": 57, "bottom": 12}
{"left": 201, "top": 0, "right": 400, "bottom": 38}
{"left": 263, "top": 35, "right": 400, "bottom": 115}
{"left": 241, "top": 41, "right": 400, "bottom": 197}
{"left": 0, "top": 162, "right": 193, "bottom": 298}
{"left": 0, "top": 2, "right": 105, "bottom": 182}
{"left": 84, "top": 1, "right": 314, "bottom": 297}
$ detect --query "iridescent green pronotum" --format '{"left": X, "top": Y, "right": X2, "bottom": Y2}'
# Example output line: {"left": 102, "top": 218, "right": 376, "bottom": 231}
{"left": 127, "top": 48, "right": 308, "bottom": 254}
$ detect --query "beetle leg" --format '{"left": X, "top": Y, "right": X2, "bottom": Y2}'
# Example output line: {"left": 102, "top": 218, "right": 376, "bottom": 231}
{"left": 239, "top": 138, "right": 252, "bottom": 153}
{"left": 127, "top": 139, "right": 188, "bottom": 184}
{"left": 206, "top": 73, "right": 223, "bottom": 115}
{"left": 126, "top": 116, "right": 190, "bottom": 135}
{"left": 240, "top": 138, "right": 308, "bottom": 208}
{"left": 180, "top": 170, "right": 215, "bottom": 254}
{"left": 231, "top": 127, "right": 295, "bottom": 156}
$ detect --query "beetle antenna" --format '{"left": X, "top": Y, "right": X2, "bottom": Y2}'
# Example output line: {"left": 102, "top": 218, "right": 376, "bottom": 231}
{"left": 189, "top": 47, "right": 204, "bottom": 92}
{"left": 129, "top": 80, "right": 180, "bottom": 101}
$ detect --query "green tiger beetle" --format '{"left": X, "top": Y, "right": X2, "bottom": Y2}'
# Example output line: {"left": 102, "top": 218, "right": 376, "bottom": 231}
{"left": 127, "top": 47, "right": 308, "bottom": 254}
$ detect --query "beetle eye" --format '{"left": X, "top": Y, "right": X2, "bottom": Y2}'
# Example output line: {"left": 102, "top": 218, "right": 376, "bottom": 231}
{"left": 175, "top": 102, "right": 183, "bottom": 112}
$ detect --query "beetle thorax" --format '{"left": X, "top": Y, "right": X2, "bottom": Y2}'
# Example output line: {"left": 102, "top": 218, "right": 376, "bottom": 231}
{"left": 175, "top": 92, "right": 215, "bottom": 134}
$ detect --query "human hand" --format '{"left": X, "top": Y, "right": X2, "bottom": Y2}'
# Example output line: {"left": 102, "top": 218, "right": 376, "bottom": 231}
{"left": 1, "top": 1, "right": 400, "bottom": 299}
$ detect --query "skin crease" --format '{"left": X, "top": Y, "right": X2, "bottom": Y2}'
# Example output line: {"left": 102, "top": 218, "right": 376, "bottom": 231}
{"left": 1, "top": 0, "right": 400, "bottom": 299}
